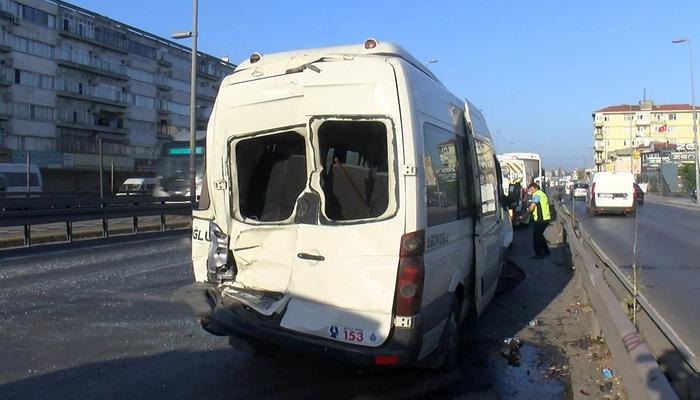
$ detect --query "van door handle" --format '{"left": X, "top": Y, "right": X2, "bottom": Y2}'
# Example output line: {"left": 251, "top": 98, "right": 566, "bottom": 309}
{"left": 297, "top": 252, "right": 325, "bottom": 261}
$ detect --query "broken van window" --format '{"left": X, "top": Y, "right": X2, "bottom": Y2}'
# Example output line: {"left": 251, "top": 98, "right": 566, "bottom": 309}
{"left": 317, "top": 120, "right": 389, "bottom": 221}
{"left": 235, "top": 131, "right": 307, "bottom": 222}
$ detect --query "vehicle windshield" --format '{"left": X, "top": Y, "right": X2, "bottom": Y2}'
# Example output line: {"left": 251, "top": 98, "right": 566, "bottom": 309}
{"left": 119, "top": 183, "right": 141, "bottom": 191}
{"left": 522, "top": 159, "right": 541, "bottom": 184}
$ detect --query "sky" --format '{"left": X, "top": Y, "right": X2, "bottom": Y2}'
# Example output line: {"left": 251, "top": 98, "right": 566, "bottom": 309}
{"left": 72, "top": 0, "right": 700, "bottom": 169}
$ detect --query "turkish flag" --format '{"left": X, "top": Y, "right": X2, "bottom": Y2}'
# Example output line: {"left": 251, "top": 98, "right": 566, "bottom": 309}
{"left": 658, "top": 124, "right": 667, "bottom": 133}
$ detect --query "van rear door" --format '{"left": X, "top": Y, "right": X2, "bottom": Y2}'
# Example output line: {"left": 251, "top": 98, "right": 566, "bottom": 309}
{"left": 279, "top": 117, "right": 402, "bottom": 348}
{"left": 472, "top": 138, "right": 503, "bottom": 314}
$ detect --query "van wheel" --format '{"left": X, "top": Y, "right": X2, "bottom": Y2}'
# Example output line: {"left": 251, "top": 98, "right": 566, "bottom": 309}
{"left": 437, "top": 299, "right": 462, "bottom": 372}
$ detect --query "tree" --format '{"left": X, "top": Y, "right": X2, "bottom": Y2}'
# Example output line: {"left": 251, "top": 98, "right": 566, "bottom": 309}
{"left": 575, "top": 168, "right": 587, "bottom": 182}
{"left": 678, "top": 163, "right": 697, "bottom": 192}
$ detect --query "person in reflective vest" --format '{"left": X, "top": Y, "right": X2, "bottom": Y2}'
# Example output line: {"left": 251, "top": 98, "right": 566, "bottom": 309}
{"left": 527, "top": 182, "right": 551, "bottom": 259}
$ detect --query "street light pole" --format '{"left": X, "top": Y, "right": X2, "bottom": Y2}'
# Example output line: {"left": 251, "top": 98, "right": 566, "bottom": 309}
{"left": 673, "top": 38, "right": 699, "bottom": 203}
{"left": 188, "top": 0, "right": 198, "bottom": 204}
{"left": 172, "top": 0, "right": 198, "bottom": 204}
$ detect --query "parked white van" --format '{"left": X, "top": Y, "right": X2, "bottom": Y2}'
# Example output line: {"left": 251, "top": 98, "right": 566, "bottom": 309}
{"left": 0, "top": 163, "right": 42, "bottom": 193}
{"left": 586, "top": 171, "right": 636, "bottom": 216}
{"left": 179, "top": 40, "right": 508, "bottom": 370}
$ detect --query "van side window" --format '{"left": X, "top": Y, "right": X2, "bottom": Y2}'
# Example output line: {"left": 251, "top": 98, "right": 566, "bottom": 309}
{"left": 317, "top": 120, "right": 389, "bottom": 221}
{"left": 234, "top": 131, "right": 307, "bottom": 222}
{"left": 457, "top": 136, "right": 476, "bottom": 217}
{"left": 474, "top": 139, "right": 498, "bottom": 215}
{"left": 423, "top": 123, "right": 460, "bottom": 226}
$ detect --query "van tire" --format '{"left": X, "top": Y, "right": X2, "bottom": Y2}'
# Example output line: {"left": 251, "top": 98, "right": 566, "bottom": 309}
{"left": 437, "top": 299, "right": 462, "bottom": 372}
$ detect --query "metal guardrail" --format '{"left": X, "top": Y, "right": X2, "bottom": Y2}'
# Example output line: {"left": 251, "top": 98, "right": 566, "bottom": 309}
{"left": 555, "top": 197, "right": 698, "bottom": 400}
{"left": 0, "top": 193, "right": 192, "bottom": 247}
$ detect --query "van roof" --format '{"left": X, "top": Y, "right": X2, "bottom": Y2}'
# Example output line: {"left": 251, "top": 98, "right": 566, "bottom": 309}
{"left": 232, "top": 40, "right": 440, "bottom": 84}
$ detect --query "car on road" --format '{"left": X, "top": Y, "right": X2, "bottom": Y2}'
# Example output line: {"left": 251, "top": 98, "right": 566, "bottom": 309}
{"left": 117, "top": 178, "right": 156, "bottom": 196}
{"left": 570, "top": 183, "right": 588, "bottom": 200}
{"left": 180, "top": 40, "right": 509, "bottom": 371}
{"left": 586, "top": 172, "right": 636, "bottom": 216}
{"left": 634, "top": 182, "right": 644, "bottom": 205}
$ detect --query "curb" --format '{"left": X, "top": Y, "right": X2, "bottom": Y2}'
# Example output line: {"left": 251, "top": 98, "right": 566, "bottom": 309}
{"left": 556, "top": 201, "right": 679, "bottom": 400}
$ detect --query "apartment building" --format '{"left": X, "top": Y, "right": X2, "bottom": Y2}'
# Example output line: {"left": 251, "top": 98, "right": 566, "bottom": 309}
{"left": 0, "top": 0, "right": 235, "bottom": 191}
{"left": 592, "top": 99, "right": 698, "bottom": 172}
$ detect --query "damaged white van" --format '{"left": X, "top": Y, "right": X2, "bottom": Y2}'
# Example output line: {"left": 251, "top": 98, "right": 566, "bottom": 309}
{"left": 179, "top": 39, "right": 508, "bottom": 370}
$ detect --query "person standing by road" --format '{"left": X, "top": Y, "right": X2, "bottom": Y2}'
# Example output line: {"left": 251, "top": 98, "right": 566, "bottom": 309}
{"left": 527, "top": 182, "right": 551, "bottom": 259}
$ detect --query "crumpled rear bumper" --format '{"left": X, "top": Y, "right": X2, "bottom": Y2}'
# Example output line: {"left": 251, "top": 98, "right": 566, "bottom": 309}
{"left": 174, "top": 282, "right": 421, "bottom": 367}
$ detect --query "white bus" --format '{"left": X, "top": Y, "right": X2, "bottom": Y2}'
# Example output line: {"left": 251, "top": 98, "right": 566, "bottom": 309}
{"left": 0, "top": 163, "right": 43, "bottom": 193}
{"left": 179, "top": 39, "right": 510, "bottom": 370}
{"left": 499, "top": 152, "right": 542, "bottom": 187}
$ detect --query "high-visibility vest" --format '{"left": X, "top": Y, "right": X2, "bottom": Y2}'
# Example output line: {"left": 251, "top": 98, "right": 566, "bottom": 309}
{"left": 532, "top": 189, "right": 551, "bottom": 222}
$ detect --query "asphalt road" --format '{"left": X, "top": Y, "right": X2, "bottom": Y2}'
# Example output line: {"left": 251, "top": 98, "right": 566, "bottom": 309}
{"left": 0, "top": 230, "right": 612, "bottom": 400}
{"left": 570, "top": 197, "right": 700, "bottom": 361}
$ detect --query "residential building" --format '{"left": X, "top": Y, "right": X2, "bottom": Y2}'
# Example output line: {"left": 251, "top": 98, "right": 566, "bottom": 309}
{"left": 0, "top": 0, "right": 235, "bottom": 191}
{"left": 591, "top": 99, "right": 698, "bottom": 172}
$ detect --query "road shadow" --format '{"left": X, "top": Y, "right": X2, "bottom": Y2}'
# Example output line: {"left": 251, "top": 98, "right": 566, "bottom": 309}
{"left": 0, "top": 230, "right": 574, "bottom": 400}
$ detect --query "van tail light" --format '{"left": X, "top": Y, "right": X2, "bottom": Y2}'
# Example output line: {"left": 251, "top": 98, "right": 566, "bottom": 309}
{"left": 374, "top": 354, "right": 400, "bottom": 366}
{"left": 591, "top": 182, "right": 596, "bottom": 198}
{"left": 395, "top": 230, "right": 425, "bottom": 316}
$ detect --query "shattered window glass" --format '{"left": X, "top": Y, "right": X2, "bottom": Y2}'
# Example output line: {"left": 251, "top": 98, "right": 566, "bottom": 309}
{"left": 235, "top": 131, "right": 307, "bottom": 222}
{"left": 317, "top": 121, "right": 389, "bottom": 221}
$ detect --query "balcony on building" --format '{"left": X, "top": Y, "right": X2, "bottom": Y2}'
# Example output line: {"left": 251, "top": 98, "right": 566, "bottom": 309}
{"left": 0, "top": 100, "right": 8, "bottom": 120}
{"left": 594, "top": 140, "right": 605, "bottom": 152}
{"left": 635, "top": 115, "right": 650, "bottom": 126}
{"left": 57, "top": 107, "right": 128, "bottom": 136}
{"left": 157, "top": 51, "right": 172, "bottom": 67}
{"left": 0, "top": 64, "right": 11, "bottom": 86}
{"left": 156, "top": 122, "right": 179, "bottom": 139}
{"left": 56, "top": 78, "right": 129, "bottom": 108}
{"left": 154, "top": 74, "right": 171, "bottom": 91}
{"left": 0, "top": 30, "right": 10, "bottom": 52}
{"left": 196, "top": 61, "right": 220, "bottom": 80}
{"left": 57, "top": 47, "right": 128, "bottom": 80}
{"left": 58, "top": 15, "right": 129, "bottom": 54}
{"left": 0, "top": 0, "right": 16, "bottom": 19}
{"left": 156, "top": 98, "right": 170, "bottom": 116}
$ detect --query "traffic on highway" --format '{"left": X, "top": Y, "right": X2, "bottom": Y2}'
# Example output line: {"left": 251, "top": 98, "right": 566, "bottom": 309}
{"left": 1, "top": 1, "right": 700, "bottom": 399}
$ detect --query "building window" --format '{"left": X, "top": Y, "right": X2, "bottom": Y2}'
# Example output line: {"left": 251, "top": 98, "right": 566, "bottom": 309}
{"left": 16, "top": 3, "right": 56, "bottom": 28}
{"left": 128, "top": 40, "right": 156, "bottom": 59}
{"left": 669, "top": 113, "right": 677, "bottom": 120}
{"left": 668, "top": 126, "right": 677, "bottom": 133}
{"left": 654, "top": 113, "right": 663, "bottom": 120}
{"left": 9, "top": 35, "right": 54, "bottom": 58}
{"left": 95, "top": 27, "right": 127, "bottom": 50}
{"left": 603, "top": 116, "right": 609, "bottom": 121}
{"left": 11, "top": 102, "right": 54, "bottom": 121}
{"left": 127, "top": 67, "right": 154, "bottom": 83}
{"left": 637, "top": 126, "right": 645, "bottom": 133}
{"left": 14, "top": 69, "right": 54, "bottom": 90}
{"left": 131, "top": 94, "right": 155, "bottom": 108}
{"left": 637, "top": 114, "right": 645, "bottom": 120}
{"left": 624, "top": 114, "right": 634, "bottom": 121}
